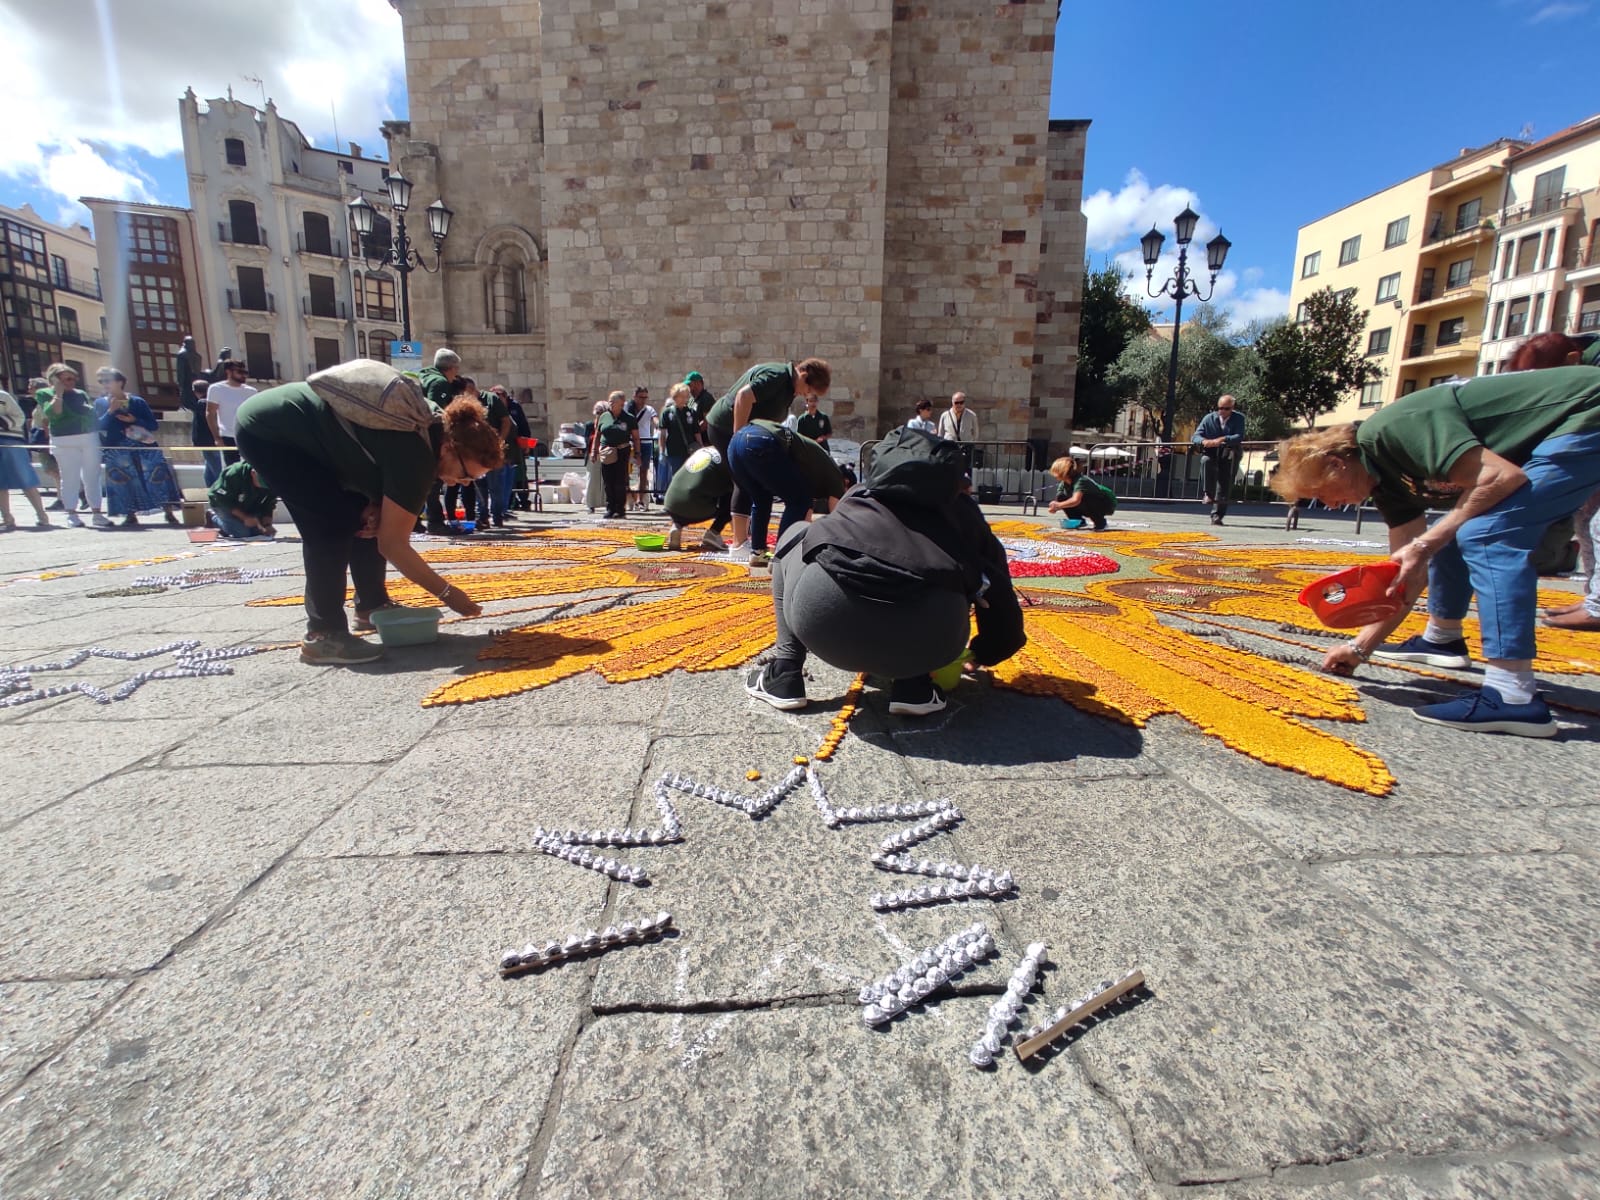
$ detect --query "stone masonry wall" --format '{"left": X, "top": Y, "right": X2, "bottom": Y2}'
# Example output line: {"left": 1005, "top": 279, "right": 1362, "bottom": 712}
{"left": 877, "top": 0, "right": 1057, "bottom": 442}
{"left": 538, "top": 0, "right": 892, "bottom": 435}
{"left": 1030, "top": 119, "right": 1089, "bottom": 451}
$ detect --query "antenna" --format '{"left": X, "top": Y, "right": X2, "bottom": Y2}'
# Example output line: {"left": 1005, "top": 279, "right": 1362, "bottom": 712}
{"left": 242, "top": 74, "right": 266, "bottom": 108}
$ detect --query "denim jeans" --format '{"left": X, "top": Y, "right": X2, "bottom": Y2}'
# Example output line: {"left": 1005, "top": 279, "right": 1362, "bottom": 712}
{"left": 728, "top": 424, "right": 815, "bottom": 552}
{"left": 475, "top": 467, "right": 507, "bottom": 523}
{"left": 211, "top": 509, "right": 264, "bottom": 538}
{"left": 1425, "top": 431, "right": 1600, "bottom": 660}
{"left": 202, "top": 452, "right": 224, "bottom": 488}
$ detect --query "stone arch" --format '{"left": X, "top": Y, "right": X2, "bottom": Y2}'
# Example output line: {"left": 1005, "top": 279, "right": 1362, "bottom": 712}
{"left": 474, "top": 224, "right": 542, "bottom": 334}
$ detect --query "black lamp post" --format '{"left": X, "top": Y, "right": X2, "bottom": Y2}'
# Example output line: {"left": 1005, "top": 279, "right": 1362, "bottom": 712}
{"left": 348, "top": 172, "right": 452, "bottom": 344}
{"left": 1141, "top": 206, "right": 1231, "bottom": 450}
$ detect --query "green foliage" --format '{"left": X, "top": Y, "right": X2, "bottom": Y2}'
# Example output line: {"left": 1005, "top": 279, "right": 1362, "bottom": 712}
{"left": 1253, "top": 288, "right": 1383, "bottom": 428}
{"left": 1073, "top": 260, "right": 1152, "bottom": 430}
{"left": 1106, "top": 305, "right": 1263, "bottom": 439}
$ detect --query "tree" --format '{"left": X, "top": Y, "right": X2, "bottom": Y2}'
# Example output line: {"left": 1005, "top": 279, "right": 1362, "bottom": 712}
{"left": 1254, "top": 287, "right": 1382, "bottom": 428}
{"left": 1073, "top": 260, "right": 1152, "bottom": 430}
{"left": 1106, "top": 305, "right": 1262, "bottom": 439}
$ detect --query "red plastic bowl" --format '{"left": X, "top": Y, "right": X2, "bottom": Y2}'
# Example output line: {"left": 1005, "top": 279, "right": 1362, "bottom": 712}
{"left": 518, "top": 437, "right": 540, "bottom": 451}
{"left": 1297, "top": 560, "right": 1402, "bottom": 629}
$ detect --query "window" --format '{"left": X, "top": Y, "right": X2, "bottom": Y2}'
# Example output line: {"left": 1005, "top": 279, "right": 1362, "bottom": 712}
{"left": 1515, "top": 236, "right": 1540, "bottom": 276}
{"left": 58, "top": 305, "right": 79, "bottom": 342}
{"left": 226, "top": 199, "right": 260, "bottom": 245}
{"left": 1384, "top": 217, "right": 1409, "bottom": 249}
{"left": 338, "top": 161, "right": 353, "bottom": 175}
{"left": 1490, "top": 301, "right": 1505, "bottom": 341}
{"left": 1506, "top": 297, "right": 1530, "bottom": 338}
{"left": 135, "top": 339, "right": 175, "bottom": 386}
{"left": 1532, "top": 166, "right": 1566, "bottom": 217}
{"left": 1445, "top": 258, "right": 1473, "bottom": 290}
{"left": 369, "top": 333, "right": 394, "bottom": 364}
{"left": 92, "top": 267, "right": 101, "bottom": 298}
{"left": 1429, "top": 375, "right": 1452, "bottom": 387}
{"left": 50, "top": 254, "right": 68, "bottom": 288}
{"left": 1437, "top": 317, "right": 1466, "bottom": 346}
{"left": 314, "top": 337, "right": 343, "bottom": 371}
{"left": 308, "top": 274, "right": 338, "bottom": 318}
{"left": 225, "top": 137, "right": 247, "bottom": 167}
{"left": 1375, "top": 273, "right": 1400, "bottom": 304}
{"left": 1358, "top": 380, "right": 1384, "bottom": 408}
{"left": 243, "top": 332, "right": 274, "bottom": 380}
{"left": 362, "top": 273, "right": 397, "bottom": 323}
{"left": 1339, "top": 235, "right": 1361, "bottom": 266}
{"left": 234, "top": 266, "right": 268, "bottom": 311}
{"left": 487, "top": 249, "right": 529, "bottom": 334}
{"left": 1300, "top": 251, "right": 1320, "bottom": 278}
{"left": 1294, "top": 301, "right": 1309, "bottom": 324}
{"left": 1337, "top": 287, "right": 1357, "bottom": 305}
{"left": 128, "top": 274, "right": 182, "bottom": 331}
{"left": 1500, "top": 243, "right": 1515, "bottom": 279}
{"left": 357, "top": 332, "right": 367, "bottom": 356}
{"left": 1455, "top": 197, "right": 1481, "bottom": 232}
{"left": 2, "top": 220, "right": 48, "bottom": 280}
{"left": 123, "top": 214, "right": 178, "bottom": 265}
{"left": 302, "top": 211, "right": 333, "bottom": 256}
{"left": 1399, "top": 379, "right": 1418, "bottom": 396}
{"left": 1366, "top": 328, "right": 1391, "bottom": 356}
{"left": 1408, "top": 324, "right": 1427, "bottom": 356}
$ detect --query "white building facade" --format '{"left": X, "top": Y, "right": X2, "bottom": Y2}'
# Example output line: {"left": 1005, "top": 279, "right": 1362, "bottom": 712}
{"left": 179, "top": 90, "right": 404, "bottom": 387}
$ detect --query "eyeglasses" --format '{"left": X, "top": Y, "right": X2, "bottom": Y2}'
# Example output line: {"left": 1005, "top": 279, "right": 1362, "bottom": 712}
{"left": 952, "top": 401, "right": 965, "bottom": 407}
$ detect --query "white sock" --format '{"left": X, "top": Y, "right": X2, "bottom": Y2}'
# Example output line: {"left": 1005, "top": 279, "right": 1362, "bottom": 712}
{"left": 1483, "top": 664, "right": 1536, "bottom": 705}
{"left": 1423, "top": 619, "right": 1463, "bottom": 645}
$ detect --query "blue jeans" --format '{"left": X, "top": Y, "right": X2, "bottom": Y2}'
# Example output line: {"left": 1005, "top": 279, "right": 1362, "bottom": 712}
{"left": 202, "top": 451, "right": 224, "bottom": 488}
{"left": 1425, "top": 431, "right": 1600, "bottom": 660}
{"left": 637, "top": 442, "right": 659, "bottom": 498}
{"left": 212, "top": 509, "right": 265, "bottom": 538}
{"left": 728, "top": 424, "right": 815, "bottom": 552}
{"left": 476, "top": 467, "right": 507, "bottom": 522}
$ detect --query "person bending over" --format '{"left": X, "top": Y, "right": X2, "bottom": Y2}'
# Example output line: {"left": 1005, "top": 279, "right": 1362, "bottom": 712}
{"left": 746, "top": 426, "right": 1024, "bottom": 717}
{"left": 1047, "top": 456, "right": 1113, "bottom": 530}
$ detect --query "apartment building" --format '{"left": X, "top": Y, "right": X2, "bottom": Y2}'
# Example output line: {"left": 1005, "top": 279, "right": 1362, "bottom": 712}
{"left": 79, "top": 199, "right": 213, "bottom": 411}
{"left": 179, "top": 89, "right": 400, "bottom": 389}
{"left": 0, "top": 202, "right": 110, "bottom": 397}
{"left": 1286, "top": 139, "right": 1523, "bottom": 426}
{"left": 1479, "top": 115, "right": 1600, "bottom": 373}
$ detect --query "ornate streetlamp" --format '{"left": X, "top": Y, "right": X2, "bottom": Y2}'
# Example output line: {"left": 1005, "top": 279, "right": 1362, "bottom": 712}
{"left": 348, "top": 172, "right": 452, "bottom": 344}
{"left": 1141, "top": 206, "right": 1232, "bottom": 449}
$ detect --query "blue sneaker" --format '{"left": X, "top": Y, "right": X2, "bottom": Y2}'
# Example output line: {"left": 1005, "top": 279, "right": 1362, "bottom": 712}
{"left": 1371, "top": 633, "right": 1471, "bottom": 670}
{"left": 1413, "top": 687, "right": 1556, "bottom": 738}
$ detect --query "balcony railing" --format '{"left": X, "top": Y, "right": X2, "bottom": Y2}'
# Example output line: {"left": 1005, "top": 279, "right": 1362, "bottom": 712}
{"left": 217, "top": 223, "right": 267, "bottom": 248}
{"left": 357, "top": 305, "right": 399, "bottom": 323}
{"left": 245, "top": 360, "right": 282, "bottom": 382}
{"left": 1498, "top": 191, "right": 1580, "bottom": 232}
{"left": 59, "top": 327, "right": 110, "bottom": 350}
{"left": 1578, "top": 310, "right": 1600, "bottom": 332}
{"left": 302, "top": 296, "right": 348, "bottom": 320}
{"left": 296, "top": 233, "right": 347, "bottom": 258}
{"left": 227, "top": 288, "right": 276, "bottom": 313}
{"left": 1423, "top": 216, "right": 1492, "bottom": 247}
{"left": 1414, "top": 275, "right": 1484, "bottom": 305}
{"left": 1403, "top": 329, "right": 1481, "bottom": 362}
{"left": 50, "top": 272, "right": 102, "bottom": 300}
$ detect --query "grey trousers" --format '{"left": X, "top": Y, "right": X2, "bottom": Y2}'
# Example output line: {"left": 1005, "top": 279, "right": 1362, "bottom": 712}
{"left": 770, "top": 525, "right": 968, "bottom": 679}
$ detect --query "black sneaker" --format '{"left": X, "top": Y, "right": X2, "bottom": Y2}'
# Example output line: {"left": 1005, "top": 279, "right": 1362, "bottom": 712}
{"left": 745, "top": 660, "right": 807, "bottom": 711}
{"left": 888, "top": 675, "right": 947, "bottom": 716}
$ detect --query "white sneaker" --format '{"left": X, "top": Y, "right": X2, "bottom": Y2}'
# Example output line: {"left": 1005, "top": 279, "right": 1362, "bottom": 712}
{"left": 666, "top": 525, "right": 683, "bottom": 551}
{"left": 91, "top": 513, "right": 112, "bottom": 527}
{"left": 698, "top": 529, "right": 726, "bottom": 553}
{"left": 67, "top": 512, "right": 84, "bottom": 527}
{"left": 727, "top": 541, "right": 751, "bottom": 562}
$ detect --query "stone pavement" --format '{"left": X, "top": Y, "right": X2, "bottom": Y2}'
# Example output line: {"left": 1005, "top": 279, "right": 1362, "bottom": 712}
{"left": 3, "top": 502, "right": 1600, "bottom": 1199}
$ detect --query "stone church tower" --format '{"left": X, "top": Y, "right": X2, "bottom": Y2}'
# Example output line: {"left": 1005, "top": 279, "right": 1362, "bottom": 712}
{"left": 386, "top": 0, "right": 1085, "bottom": 448}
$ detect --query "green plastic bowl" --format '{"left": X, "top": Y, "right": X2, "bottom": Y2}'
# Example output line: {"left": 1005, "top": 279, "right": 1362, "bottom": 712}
{"left": 634, "top": 533, "right": 667, "bottom": 551}
{"left": 369, "top": 605, "right": 441, "bottom": 647}
{"left": 930, "top": 651, "right": 970, "bottom": 691}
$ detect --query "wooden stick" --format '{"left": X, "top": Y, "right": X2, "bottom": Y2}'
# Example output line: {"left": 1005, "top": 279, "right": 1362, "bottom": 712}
{"left": 1012, "top": 969, "right": 1145, "bottom": 1062}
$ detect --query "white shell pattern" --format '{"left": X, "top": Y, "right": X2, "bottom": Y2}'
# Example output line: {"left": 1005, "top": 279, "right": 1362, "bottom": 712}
{"left": 498, "top": 912, "right": 675, "bottom": 971}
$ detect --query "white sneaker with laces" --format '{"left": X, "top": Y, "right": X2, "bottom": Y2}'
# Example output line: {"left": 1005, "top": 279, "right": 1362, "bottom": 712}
{"left": 67, "top": 512, "right": 84, "bottom": 527}
{"left": 727, "top": 540, "right": 752, "bottom": 562}
{"left": 91, "top": 513, "right": 112, "bottom": 527}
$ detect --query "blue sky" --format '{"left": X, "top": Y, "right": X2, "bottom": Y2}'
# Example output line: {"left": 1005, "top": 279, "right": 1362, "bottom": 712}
{"left": 3, "top": 0, "right": 1596, "bottom": 331}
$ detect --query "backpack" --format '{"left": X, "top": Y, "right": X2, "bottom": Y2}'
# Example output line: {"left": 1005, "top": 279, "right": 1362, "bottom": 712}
{"left": 864, "top": 426, "right": 963, "bottom": 507}
{"left": 308, "top": 359, "right": 436, "bottom": 447}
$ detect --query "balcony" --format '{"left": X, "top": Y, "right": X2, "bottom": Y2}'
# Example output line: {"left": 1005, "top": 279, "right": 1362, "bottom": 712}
{"left": 302, "top": 296, "right": 349, "bottom": 320}
{"left": 50, "top": 271, "right": 102, "bottom": 300}
{"left": 1429, "top": 160, "right": 1505, "bottom": 198}
{"left": 1567, "top": 238, "right": 1600, "bottom": 283}
{"left": 1422, "top": 217, "right": 1494, "bottom": 250}
{"left": 1578, "top": 310, "right": 1600, "bottom": 332}
{"left": 217, "top": 223, "right": 268, "bottom": 249}
{"left": 227, "top": 288, "right": 276, "bottom": 313}
{"left": 60, "top": 327, "right": 110, "bottom": 351}
{"left": 1411, "top": 276, "right": 1488, "bottom": 312}
{"left": 357, "top": 305, "right": 399, "bottom": 324}
{"left": 296, "top": 233, "right": 347, "bottom": 259}
{"left": 1498, "top": 191, "right": 1581, "bottom": 233}
{"left": 1401, "top": 330, "right": 1482, "bottom": 365}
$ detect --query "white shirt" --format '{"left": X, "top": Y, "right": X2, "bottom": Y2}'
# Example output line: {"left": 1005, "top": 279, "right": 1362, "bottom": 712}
{"left": 207, "top": 381, "right": 257, "bottom": 438}
{"left": 936, "top": 408, "right": 978, "bottom": 442}
{"left": 906, "top": 416, "right": 937, "bottom": 434}
{"left": 632, "top": 404, "right": 657, "bottom": 440}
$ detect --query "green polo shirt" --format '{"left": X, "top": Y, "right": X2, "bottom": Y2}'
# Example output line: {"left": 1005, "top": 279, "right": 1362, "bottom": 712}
{"left": 796, "top": 410, "right": 831, "bottom": 442}
{"left": 660, "top": 403, "right": 701, "bottom": 459}
{"left": 207, "top": 460, "right": 277, "bottom": 519}
{"left": 234, "top": 383, "right": 439, "bottom": 514}
{"left": 40, "top": 388, "right": 97, "bottom": 438}
{"left": 1359, "top": 366, "right": 1600, "bottom": 526}
{"left": 706, "top": 362, "right": 797, "bottom": 435}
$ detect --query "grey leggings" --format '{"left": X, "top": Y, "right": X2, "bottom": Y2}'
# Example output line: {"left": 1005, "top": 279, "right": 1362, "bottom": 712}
{"left": 770, "top": 525, "right": 968, "bottom": 678}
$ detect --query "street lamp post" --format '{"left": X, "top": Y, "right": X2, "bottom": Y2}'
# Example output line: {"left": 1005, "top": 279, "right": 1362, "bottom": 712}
{"left": 1141, "top": 206, "right": 1231, "bottom": 453}
{"left": 348, "top": 173, "right": 453, "bottom": 344}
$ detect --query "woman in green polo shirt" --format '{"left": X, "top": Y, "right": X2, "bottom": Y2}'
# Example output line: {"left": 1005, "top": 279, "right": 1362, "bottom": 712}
{"left": 702, "top": 358, "right": 830, "bottom": 551}
{"left": 1271, "top": 366, "right": 1600, "bottom": 737}
{"left": 234, "top": 365, "right": 505, "bottom": 665}
{"left": 36, "top": 363, "right": 108, "bottom": 527}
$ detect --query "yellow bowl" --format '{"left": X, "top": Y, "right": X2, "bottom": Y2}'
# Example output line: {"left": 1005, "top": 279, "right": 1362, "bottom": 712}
{"left": 930, "top": 651, "right": 969, "bottom": 691}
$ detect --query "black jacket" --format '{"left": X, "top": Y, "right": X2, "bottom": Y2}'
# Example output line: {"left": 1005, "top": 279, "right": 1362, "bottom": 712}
{"left": 779, "top": 485, "right": 1026, "bottom": 667}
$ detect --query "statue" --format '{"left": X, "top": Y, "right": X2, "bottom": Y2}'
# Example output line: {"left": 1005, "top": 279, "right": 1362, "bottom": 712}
{"left": 175, "top": 335, "right": 206, "bottom": 404}
{"left": 208, "top": 346, "right": 235, "bottom": 383}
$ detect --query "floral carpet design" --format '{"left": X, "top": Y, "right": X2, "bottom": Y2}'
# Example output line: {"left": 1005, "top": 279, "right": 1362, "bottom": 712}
{"left": 250, "top": 523, "right": 1600, "bottom": 797}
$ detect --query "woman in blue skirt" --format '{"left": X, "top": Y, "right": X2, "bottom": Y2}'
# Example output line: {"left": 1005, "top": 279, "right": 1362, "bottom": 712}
{"left": 0, "top": 387, "right": 49, "bottom": 531}
{"left": 94, "top": 368, "right": 182, "bottom": 528}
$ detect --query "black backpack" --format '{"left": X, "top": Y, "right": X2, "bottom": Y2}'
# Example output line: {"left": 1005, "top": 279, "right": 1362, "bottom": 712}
{"left": 865, "top": 426, "right": 964, "bottom": 508}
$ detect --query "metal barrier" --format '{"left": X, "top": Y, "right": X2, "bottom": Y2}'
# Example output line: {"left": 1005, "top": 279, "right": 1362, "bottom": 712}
{"left": 857, "top": 439, "right": 1051, "bottom": 505}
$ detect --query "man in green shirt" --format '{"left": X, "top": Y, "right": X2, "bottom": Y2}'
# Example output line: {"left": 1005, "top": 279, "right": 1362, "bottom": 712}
{"left": 417, "top": 348, "right": 461, "bottom": 529}
{"left": 663, "top": 422, "right": 842, "bottom": 553}
{"left": 208, "top": 460, "right": 278, "bottom": 539}
{"left": 1271, "top": 366, "right": 1600, "bottom": 736}
{"left": 794, "top": 394, "right": 832, "bottom": 445}
{"left": 702, "top": 357, "right": 831, "bottom": 551}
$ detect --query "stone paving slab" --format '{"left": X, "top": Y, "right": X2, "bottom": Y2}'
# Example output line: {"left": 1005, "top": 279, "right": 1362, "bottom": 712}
{"left": 0, "top": 764, "right": 376, "bottom": 978}
{"left": 0, "top": 719, "right": 214, "bottom": 825}
{"left": 1320, "top": 852, "right": 1600, "bottom": 1061}
{"left": 298, "top": 723, "right": 655, "bottom": 857}
{"left": 533, "top": 1001, "right": 1154, "bottom": 1200}
{"left": 0, "top": 980, "right": 124, "bottom": 1094}
{"left": 1206, "top": 1155, "right": 1600, "bottom": 1198}
{"left": 0, "top": 858, "right": 589, "bottom": 1200}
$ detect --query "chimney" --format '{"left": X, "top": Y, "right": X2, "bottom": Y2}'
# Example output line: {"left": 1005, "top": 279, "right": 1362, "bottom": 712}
{"left": 350, "top": 142, "right": 362, "bottom": 159}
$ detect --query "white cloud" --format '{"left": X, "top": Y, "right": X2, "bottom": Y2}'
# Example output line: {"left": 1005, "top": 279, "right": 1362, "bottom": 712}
{"left": 1082, "top": 169, "right": 1208, "bottom": 253}
{"left": 1109, "top": 247, "right": 1288, "bottom": 332}
{"left": 1530, "top": 1, "right": 1587, "bottom": 20}
{"left": 0, "top": 0, "right": 405, "bottom": 212}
